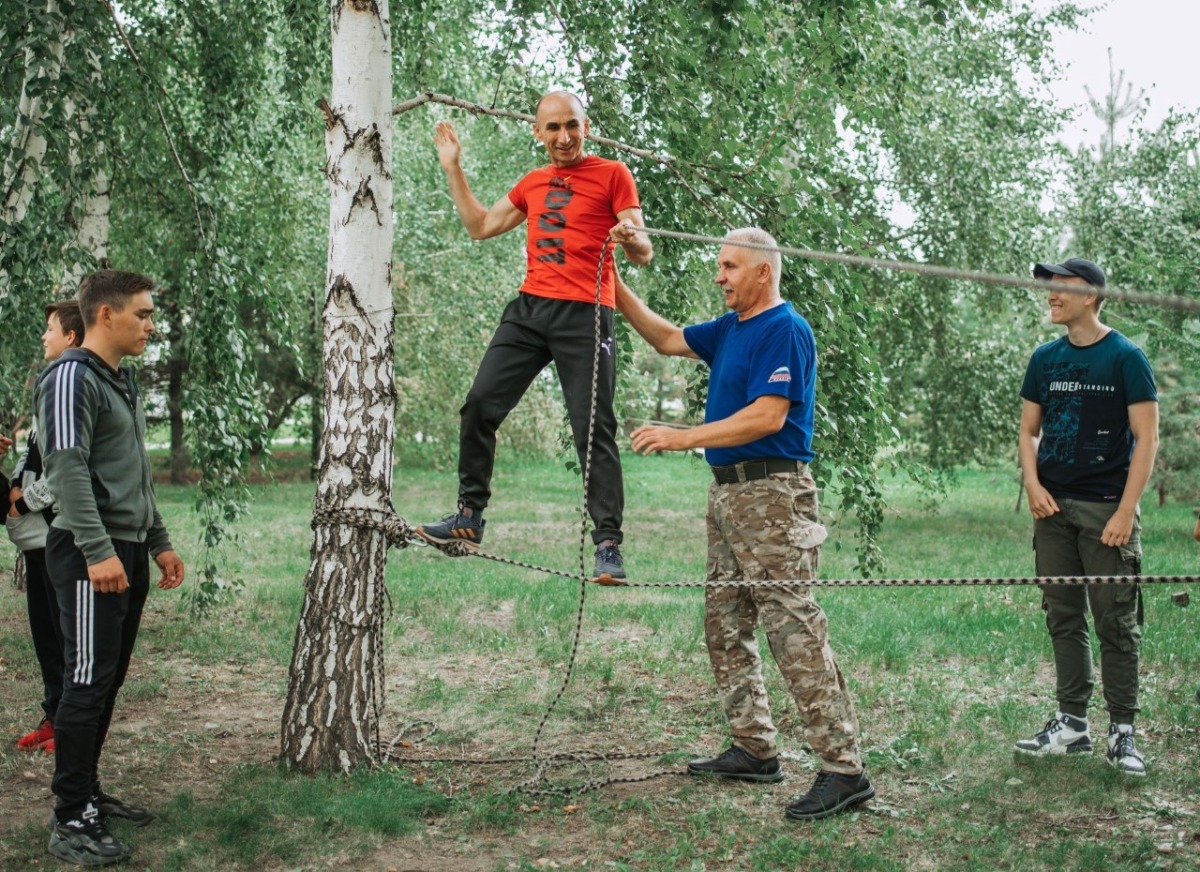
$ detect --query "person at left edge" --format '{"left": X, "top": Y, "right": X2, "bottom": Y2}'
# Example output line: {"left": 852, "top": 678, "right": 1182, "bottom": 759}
{"left": 0, "top": 433, "right": 11, "bottom": 517}
{"left": 8, "top": 299, "right": 87, "bottom": 755}
{"left": 415, "top": 91, "right": 652, "bottom": 580}
{"left": 37, "top": 270, "right": 185, "bottom": 867}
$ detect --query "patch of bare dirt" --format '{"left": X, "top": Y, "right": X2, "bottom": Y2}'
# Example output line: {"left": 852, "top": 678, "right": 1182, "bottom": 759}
{"left": 1, "top": 599, "right": 282, "bottom": 844}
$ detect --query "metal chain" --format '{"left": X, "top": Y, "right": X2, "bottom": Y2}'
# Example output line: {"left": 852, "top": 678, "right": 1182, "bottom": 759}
{"left": 634, "top": 224, "right": 1200, "bottom": 313}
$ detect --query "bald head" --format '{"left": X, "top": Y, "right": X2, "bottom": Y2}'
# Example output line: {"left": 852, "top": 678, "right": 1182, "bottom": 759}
{"left": 535, "top": 90, "right": 586, "bottom": 116}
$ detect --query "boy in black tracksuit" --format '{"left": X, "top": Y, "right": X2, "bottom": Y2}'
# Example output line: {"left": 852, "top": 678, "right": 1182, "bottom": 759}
{"left": 37, "top": 270, "right": 185, "bottom": 867}
{"left": 8, "top": 299, "right": 87, "bottom": 754}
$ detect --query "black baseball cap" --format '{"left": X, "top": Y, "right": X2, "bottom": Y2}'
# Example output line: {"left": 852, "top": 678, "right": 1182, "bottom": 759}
{"left": 1033, "top": 258, "right": 1106, "bottom": 288}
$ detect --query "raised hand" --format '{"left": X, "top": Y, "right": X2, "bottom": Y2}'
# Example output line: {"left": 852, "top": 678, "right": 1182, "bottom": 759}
{"left": 433, "top": 121, "right": 463, "bottom": 170}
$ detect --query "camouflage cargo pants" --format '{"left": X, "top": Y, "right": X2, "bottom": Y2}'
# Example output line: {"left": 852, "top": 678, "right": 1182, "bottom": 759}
{"left": 705, "top": 465, "right": 863, "bottom": 774}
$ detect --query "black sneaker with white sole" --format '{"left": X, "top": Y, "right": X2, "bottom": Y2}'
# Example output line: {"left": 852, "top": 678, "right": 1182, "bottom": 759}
{"left": 1014, "top": 712, "right": 1092, "bottom": 756}
{"left": 785, "top": 770, "right": 875, "bottom": 821}
{"left": 48, "top": 802, "right": 128, "bottom": 866}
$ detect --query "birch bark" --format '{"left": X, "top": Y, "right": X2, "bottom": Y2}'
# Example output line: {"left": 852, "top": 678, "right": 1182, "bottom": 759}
{"left": 1, "top": 0, "right": 65, "bottom": 250}
{"left": 280, "top": 0, "right": 395, "bottom": 773}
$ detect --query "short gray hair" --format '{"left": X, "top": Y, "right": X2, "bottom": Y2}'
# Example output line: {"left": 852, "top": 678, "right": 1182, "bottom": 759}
{"left": 724, "top": 227, "right": 781, "bottom": 291}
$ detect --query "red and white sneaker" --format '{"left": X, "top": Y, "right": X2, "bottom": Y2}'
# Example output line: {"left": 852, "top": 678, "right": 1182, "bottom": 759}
{"left": 17, "top": 716, "right": 55, "bottom": 752}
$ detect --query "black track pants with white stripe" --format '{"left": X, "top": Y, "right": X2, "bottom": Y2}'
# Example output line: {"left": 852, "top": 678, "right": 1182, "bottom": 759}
{"left": 45, "top": 527, "right": 150, "bottom": 814}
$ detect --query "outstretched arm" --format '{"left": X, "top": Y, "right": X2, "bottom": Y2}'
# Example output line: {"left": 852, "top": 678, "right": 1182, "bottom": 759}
{"left": 434, "top": 121, "right": 524, "bottom": 240}
{"left": 613, "top": 271, "right": 695, "bottom": 359}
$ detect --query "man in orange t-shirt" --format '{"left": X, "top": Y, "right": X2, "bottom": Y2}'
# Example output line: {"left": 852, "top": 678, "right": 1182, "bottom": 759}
{"left": 416, "top": 91, "right": 652, "bottom": 580}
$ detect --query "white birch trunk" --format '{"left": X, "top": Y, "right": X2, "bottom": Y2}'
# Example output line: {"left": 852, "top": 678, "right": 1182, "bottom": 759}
{"left": 59, "top": 163, "right": 110, "bottom": 287}
{"left": 59, "top": 43, "right": 110, "bottom": 290}
{"left": 280, "top": 0, "right": 395, "bottom": 773}
{"left": 0, "top": 0, "right": 65, "bottom": 246}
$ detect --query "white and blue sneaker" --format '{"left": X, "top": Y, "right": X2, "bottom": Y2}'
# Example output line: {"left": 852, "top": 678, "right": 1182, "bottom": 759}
{"left": 1105, "top": 723, "right": 1146, "bottom": 776}
{"left": 1014, "top": 712, "right": 1092, "bottom": 755}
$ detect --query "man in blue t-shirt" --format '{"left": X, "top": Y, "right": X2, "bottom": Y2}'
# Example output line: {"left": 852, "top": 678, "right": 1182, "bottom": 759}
{"left": 1014, "top": 257, "right": 1158, "bottom": 776}
{"left": 611, "top": 224, "right": 872, "bottom": 822}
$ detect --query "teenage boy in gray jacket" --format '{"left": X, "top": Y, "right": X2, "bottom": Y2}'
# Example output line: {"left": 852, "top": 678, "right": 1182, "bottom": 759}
{"left": 37, "top": 270, "right": 185, "bottom": 867}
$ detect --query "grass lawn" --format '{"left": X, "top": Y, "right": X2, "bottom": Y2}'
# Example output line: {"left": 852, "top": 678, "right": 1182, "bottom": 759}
{"left": 1, "top": 451, "right": 1198, "bottom": 871}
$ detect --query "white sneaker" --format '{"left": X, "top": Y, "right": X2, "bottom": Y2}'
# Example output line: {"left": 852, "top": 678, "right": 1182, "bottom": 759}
{"left": 1014, "top": 712, "right": 1092, "bottom": 755}
{"left": 1106, "top": 723, "right": 1146, "bottom": 776}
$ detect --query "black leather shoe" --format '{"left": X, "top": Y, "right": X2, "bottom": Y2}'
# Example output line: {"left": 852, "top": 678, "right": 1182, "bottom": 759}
{"left": 785, "top": 770, "right": 874, "bottom": 821}
{"left": 687, "top": 746, "right": 784, "bottom": 783}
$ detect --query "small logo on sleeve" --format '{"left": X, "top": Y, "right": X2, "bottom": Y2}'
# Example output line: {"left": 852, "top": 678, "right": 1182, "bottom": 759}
{"left": 767, "top": 366, "right": 792, "bottom": 384}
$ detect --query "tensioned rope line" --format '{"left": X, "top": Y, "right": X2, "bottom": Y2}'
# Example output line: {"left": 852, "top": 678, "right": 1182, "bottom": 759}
{"left": 325, "top": 215, "right": 1200, "bottom": 793}
{"left": 633, "top": 224, "right": 1200, "bottom": 313}
{"left": 340, "top": 525, "right": 1200, "bottom": 589}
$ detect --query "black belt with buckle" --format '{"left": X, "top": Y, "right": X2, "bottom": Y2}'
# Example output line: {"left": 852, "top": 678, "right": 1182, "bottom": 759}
{"left": 711, "top": 458, "right": 804, "bottom": 484}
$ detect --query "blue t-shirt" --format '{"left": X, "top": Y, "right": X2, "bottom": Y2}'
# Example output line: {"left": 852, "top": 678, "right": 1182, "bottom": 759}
{"left": 1020, "top": 329, "right": 1156, "bottom": 502}
{"left": 682, "top": 302, "right": 817, "bottom": 467}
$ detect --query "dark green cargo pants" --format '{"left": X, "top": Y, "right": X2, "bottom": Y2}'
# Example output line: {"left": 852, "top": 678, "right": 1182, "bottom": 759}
{"left": 1034, "top": 498, "right": 1142, "bottom": 724}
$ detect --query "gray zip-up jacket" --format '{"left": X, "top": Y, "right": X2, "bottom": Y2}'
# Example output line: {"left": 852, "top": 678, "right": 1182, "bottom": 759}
{"left": 35, "top": 348, "right": 171, "bottom": 564}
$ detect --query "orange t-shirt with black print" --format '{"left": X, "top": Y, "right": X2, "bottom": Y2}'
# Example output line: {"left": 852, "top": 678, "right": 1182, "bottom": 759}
{"left": 507, "top": 156, "right": 640, "bottom": 308}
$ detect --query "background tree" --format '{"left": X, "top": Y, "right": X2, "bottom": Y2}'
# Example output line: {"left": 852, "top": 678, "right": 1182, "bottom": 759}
{"left": 0, "top": 0, "right": 111, "bottom": 430}
{"left": 101, "top": 0, "right": 324, "bottom": 604}
{"left": 861, "top": 3, "right": 1083, "bottom": 482}
{"left": 1065, "top": 103, "right": 1200, "bottom": 503}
